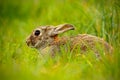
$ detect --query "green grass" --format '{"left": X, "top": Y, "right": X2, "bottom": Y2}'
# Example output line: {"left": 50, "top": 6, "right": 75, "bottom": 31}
{"left": 0, "top": 0, "right": 120, "bottom": 80}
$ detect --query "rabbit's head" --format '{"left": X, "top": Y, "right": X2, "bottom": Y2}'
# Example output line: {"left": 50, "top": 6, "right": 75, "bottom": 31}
{"left": 26, "top": 24, "right": 75, "bottom": 50}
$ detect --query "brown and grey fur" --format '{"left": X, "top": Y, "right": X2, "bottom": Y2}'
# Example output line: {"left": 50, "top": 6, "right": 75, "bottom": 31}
{"left": 26, "top": 24, "right": 113, "bottom": 57}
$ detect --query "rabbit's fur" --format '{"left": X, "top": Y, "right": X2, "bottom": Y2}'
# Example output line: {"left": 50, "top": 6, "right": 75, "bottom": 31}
{"left": 26, "top": 24, "right": 113, "bottom": 57}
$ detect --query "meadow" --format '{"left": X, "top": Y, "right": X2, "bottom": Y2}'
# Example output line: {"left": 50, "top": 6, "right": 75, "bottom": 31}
{"left": 0, "top": 0, "right": 120, "bottom": 80}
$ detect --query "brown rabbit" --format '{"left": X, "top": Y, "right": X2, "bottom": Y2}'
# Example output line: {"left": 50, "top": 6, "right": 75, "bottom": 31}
{"left": 26, "top": 23, "right": 113, "bottom": 57}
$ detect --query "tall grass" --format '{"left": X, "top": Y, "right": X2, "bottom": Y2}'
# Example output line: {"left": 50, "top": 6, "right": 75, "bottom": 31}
{"left": 0, "top": 0, "right": 120, "bottom": 80}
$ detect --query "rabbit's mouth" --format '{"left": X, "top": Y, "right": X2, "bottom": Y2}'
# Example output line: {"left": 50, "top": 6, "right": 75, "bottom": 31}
{"left": 26, "top": 39, "right": 37, "bottom": 48}
{"left": 26, "top": 38, "right": 47, "bottom": 50}
{"left": 26, "top": 41, "right": 36, "bottom": 48}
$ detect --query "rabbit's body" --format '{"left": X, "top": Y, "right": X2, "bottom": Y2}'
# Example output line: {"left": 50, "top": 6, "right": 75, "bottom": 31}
{"left": 26, "top": 24, "right": 113, "bottom": 57}
{"left": 42, "top": 34, "right": 113, "bottom": 57}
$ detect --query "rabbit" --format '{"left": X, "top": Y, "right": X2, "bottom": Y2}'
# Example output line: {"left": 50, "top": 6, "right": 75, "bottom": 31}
{"left": 26, "top": 23, "right": 113, "bottom": 58}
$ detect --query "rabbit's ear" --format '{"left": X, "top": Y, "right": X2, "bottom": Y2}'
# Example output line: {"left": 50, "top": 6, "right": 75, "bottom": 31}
{"left": 50, "top": 24, "right": 75, "bottom": 36}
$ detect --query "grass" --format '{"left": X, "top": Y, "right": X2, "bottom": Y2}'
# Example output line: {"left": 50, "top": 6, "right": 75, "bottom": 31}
{"left": 0, "top": 0, "right": 120, "bottom": 80}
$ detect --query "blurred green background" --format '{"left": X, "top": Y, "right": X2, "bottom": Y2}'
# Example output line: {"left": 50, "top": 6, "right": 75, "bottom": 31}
{"left": 0, "top": 0, "right": 120, "bottom": 80}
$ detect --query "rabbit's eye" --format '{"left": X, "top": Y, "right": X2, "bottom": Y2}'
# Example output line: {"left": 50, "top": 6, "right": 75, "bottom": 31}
{"left": 34, "top": 30, "right": 40, "bottom": 36}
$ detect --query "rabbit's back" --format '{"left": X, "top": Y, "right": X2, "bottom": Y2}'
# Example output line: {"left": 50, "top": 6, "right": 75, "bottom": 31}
{"left": 69, "top": 34, "right": 113, "bottom": 54}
